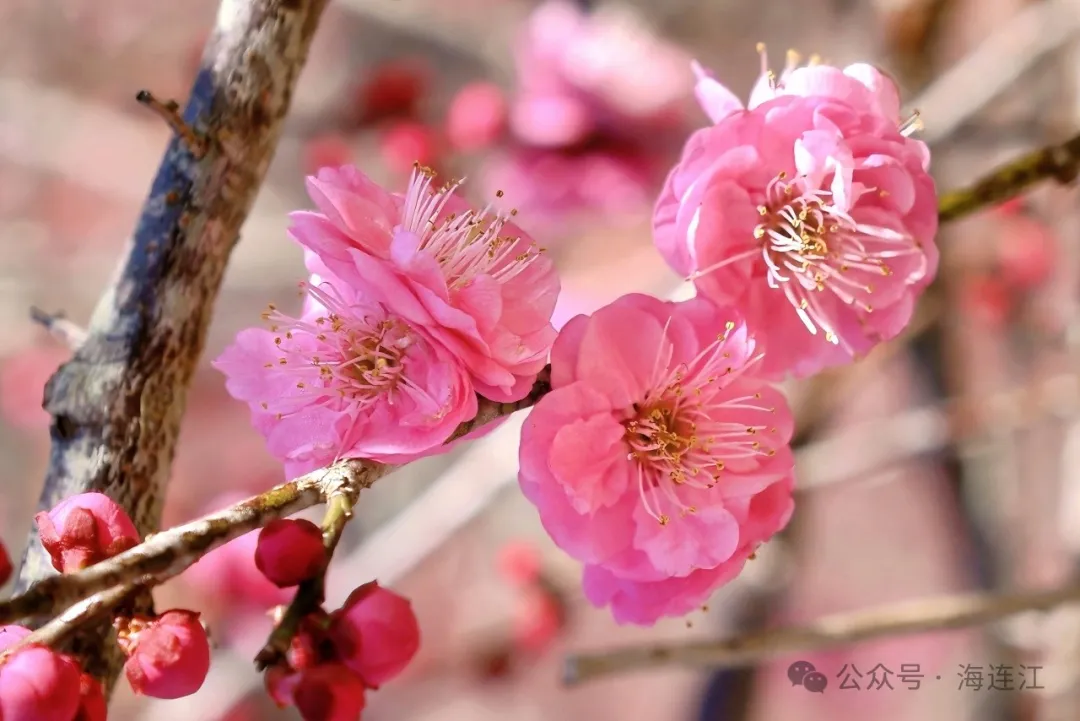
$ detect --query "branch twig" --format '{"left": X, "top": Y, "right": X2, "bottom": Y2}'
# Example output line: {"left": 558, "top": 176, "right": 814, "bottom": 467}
{"left": 0, "top": 464, "right": 343, "bottom": 625}
{"left": 29, "top": 307, "right": 87, "bottom": 350}
{"left": 0, "top": 584, "right": 139, "bottom": 663}
{"left": 254, "top": 490, "right": 356, "bottom": 669}
{"left": 134, "top": 91, "right": 208, "bottom": 159}
{"left": 938, "top": 131, "right": 1080, "bottom": 222}
{"left": 0, "top": 371, "right": 551, "bottom": 629}
{"left": 563, "top": 583, "right": 1080, "bottom": 685}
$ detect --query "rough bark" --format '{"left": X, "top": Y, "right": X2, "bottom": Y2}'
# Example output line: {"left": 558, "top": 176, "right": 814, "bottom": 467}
{"left": 12, "top": 0, "right": 330, "bottom": 694}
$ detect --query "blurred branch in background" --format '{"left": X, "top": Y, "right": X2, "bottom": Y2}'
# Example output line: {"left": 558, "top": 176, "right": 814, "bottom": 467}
{"left": 564, "top": 582, "right": 1080, "bottom": 684}
{"left": 938, "top": 131, "right": 1080, "bottom": 222}
{"left": 911, "top": 0, "right": 1080, "bottom": 145}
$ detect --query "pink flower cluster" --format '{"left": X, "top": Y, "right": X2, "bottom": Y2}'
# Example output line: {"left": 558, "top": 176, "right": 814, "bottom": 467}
{"left": 214, "top": 164, "right": 560, "bottom": 479}
{"left": 654, "top": 47, "right": 939, "bottom": 378}
{"left": 265, "top": 581, "right": 420, "bottom": 721}
{"left": 0, "top": 494, "right": 211, "bottom": 720}
{"left": 477, "top": 1, "right": 690, "bottom": 229}
{"left": 512, "top": 50, "right": 937, "bottom": 625}
{"left": 508, "top": 0, "right": 690, "bottom": 148}
{"left": 215, "top": 46, "right": 938, "bottom": 633}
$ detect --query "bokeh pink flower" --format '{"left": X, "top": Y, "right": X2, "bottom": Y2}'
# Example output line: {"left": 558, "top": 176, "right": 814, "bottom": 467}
{"left": 479, "top": 143, "right": 657, "bottom": 230}
{"left": 510, "top": 1, "right": 690, "bottom": 147}
{"left": 655, "top": 49, "right": 938, "bottom": 378}
{"left": 518, "top": 293, "right": 795, "bottom": 624}
{"left": 446, "top": 82, "right": 508, "bottom": 152}
{"left": 288, "top": 164, "right": 559, "bottom": 403}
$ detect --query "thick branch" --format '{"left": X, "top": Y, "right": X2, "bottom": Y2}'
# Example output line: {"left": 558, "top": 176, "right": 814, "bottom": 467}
{"left": 938, "top": 131, "right": 1080, "bottom": 222}
{"left": 12, "top": 0, "right": 330, "bottom": 690}
{"left": 563, "top": 583, "right": 1080, "bottom": 685}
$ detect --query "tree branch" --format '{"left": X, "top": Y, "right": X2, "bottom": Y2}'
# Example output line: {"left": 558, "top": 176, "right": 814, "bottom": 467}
{"left": 0, "top": 585, "right": 140, "bottom": 664}
{"left": 0, "top": 467, "right": 338, "bottom": 625}
{"left": 11, "top": 0, "right": 331, "bottom": 693}
{"left": 938, "top": 131, "right": 1080, "bottom": 222}
{"left": 562, "top": 583, "right": 1080, "bottom": 685}
{"left": 0, "top": 372, "right": 551, "bottom": 638}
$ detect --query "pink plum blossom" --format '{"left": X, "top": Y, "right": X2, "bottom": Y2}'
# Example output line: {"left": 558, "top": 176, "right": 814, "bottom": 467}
{"left": 36, "top": 492, "right": 141, "bottom": 572}
{"left": 691, "top": 45, "right": 903, "bottom": 126}
{"left": 654, "top": 48, "right": 938, "bottom": 378}
{"left": 518, "top": 293, "right": 795, "bottom": 624}
{"left": 510, "top": 1, "right": 690, "bottom": 147}
{"left": 214, "top": 267, "right": 478, "bottom": 479}
{"left": 287, "top": 164, "right": 559, "bottom": 403}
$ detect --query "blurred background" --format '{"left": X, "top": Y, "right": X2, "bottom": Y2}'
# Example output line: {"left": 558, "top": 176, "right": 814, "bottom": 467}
{"left": 3, "top": 0, "right": 1080, "bottom": 719}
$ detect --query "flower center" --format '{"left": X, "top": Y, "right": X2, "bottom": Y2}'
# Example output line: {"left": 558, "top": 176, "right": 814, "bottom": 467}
{"left": 622, "top": 324, "right": 778, "bottom": 526}
{"left": 401, "top": 165, "right": 547, "bottom": 291}
{"left": 751, "top": 173, "right": 914, "bottom": 347}
{"left": 261, "top": 282, "right": 414, "bottom": 412}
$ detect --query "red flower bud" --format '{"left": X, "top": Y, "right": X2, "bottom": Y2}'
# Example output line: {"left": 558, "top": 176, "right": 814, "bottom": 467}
{"left": 355, "top": 59, "right": 427, "bottom": 124}
{"left": 74, "top": 672, "right": 107, "bottom": 721}
{"left": 0, "top": 541, "right": 10, "bottom": 588}
{"left": 35, "top": 492, "right": 140, "bottom": 572}
{"left": 255, "top": 519, "right": 326, "bottom": 587}
{"left": 293, "top": 664, "right": 368, "bottom": 721}
{"left": 119, "top": 610, "right": 211, "bottom": 699}
{"left": 330, "top": 582, "right": 420, "bottom": 687}
{"left": 0, "top": 644, "right": 82, "bottom": 721}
